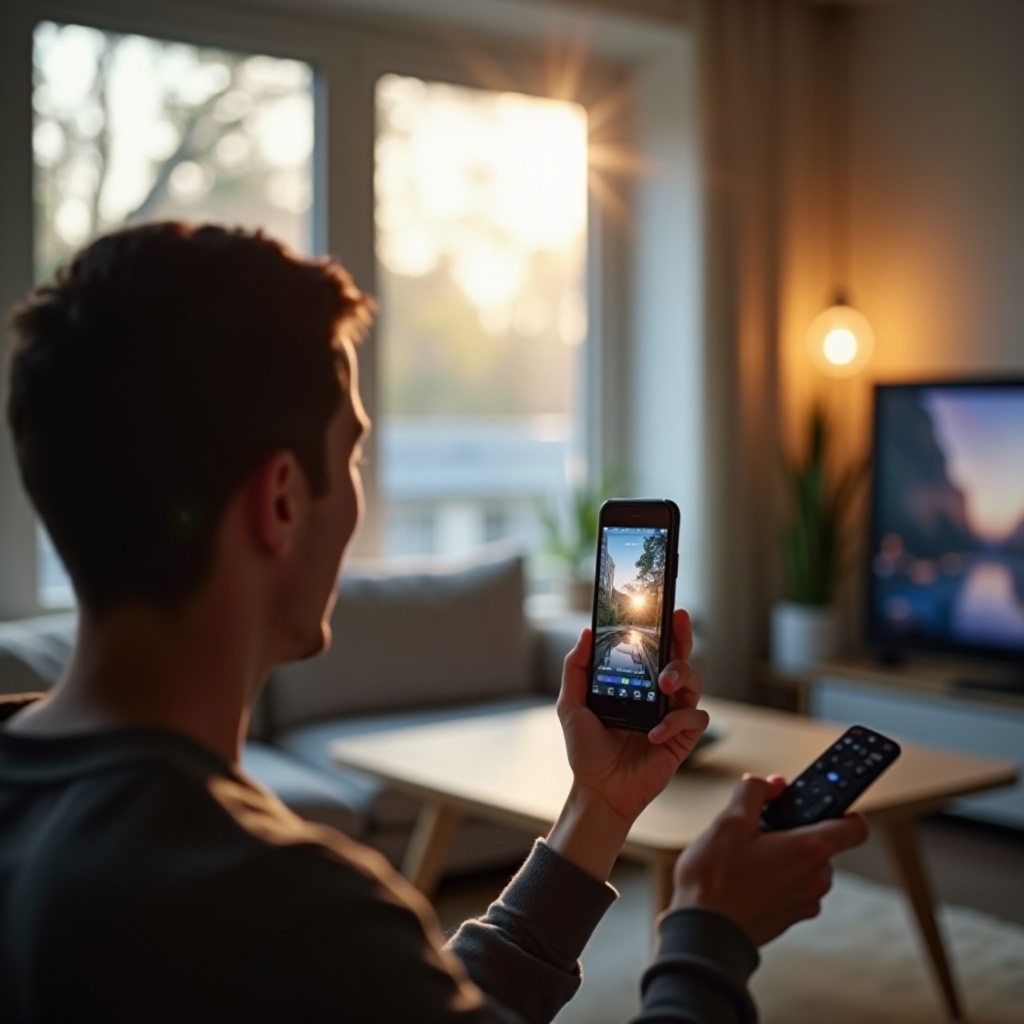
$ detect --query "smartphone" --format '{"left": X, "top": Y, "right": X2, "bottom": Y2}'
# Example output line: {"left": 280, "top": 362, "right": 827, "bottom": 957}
{"left": 585, "top": 499, "right": 680, "bottom": 732}
{"left": 760, "top": 724, "right": 902, "bottom": 831}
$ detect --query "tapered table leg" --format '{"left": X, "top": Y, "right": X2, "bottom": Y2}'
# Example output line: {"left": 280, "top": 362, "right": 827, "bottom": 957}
{"left": 649, "top": 857, "right": 675, "bottom": 917}
{"left": 880, "top": 816, "right": 966, "bottom": 1022}
{"left": 402, "top": 801, "right": 461, "bottom": 898}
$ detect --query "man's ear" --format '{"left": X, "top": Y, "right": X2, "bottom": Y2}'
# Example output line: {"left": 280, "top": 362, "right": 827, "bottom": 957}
{"left": 247, "top": 450, "right": 308, "bottom": 558}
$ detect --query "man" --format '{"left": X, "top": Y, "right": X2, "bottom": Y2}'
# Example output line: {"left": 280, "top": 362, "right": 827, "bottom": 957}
{"left": 0, "top": 222, "right": 867, "bottom": 1023}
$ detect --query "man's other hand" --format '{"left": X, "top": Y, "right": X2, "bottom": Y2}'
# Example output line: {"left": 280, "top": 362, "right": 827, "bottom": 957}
{"left": 668, "top": 774, "right": 870, "bottom": 946}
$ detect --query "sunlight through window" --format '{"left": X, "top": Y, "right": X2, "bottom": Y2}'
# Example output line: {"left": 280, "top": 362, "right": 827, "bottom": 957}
{"left": 374, "top": 74, "right": 589, "bottom": 579}
{"left": 32, "top": 21, "right": 316, "bottom": 606}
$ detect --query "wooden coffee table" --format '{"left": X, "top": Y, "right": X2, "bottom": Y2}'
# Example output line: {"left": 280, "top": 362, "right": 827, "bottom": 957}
{"left": 331, "top": 696, "right": 1017, "bottom": 1022}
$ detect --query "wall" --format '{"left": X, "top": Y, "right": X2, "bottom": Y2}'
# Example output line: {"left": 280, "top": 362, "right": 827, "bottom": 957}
{"left": 629, "top": 30, "right": 706, "bottom": 615}
{"left": 780, "top": 0, "right": 1024, "bottom": 441}
{"left": 775, "top": 0, "right": 1024, "bottom": 652}
{"left": 848, "top": 0, "right": 1024, "bottom": 420}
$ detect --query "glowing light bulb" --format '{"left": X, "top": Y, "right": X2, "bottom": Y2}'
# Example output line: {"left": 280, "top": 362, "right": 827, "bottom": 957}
{"left": 823, "top": 327, "right": 858, "bottom": 366}
{"left": 807, "top": 303, "right": 874, "bottom": 377}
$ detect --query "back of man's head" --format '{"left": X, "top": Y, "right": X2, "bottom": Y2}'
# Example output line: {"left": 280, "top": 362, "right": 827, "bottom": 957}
{"left": 6, "top": 222, "right": 372, "bottom": 616}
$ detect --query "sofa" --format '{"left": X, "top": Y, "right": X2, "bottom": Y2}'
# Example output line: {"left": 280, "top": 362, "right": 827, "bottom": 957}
{"left": 0, "top": 547, "right": 584, "bottom": 879}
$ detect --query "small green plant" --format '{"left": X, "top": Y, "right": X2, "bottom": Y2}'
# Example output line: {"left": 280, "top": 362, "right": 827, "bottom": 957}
{"left": 538, "top": 470, "right": 622, "bottom": 584}
{"left": 780, "top": 403, "right": 867, "bottom": 605}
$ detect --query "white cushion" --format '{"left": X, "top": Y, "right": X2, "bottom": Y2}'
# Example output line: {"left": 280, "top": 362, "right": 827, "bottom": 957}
{"left": 265, "top": 547, "right": 530, "bottom": 732}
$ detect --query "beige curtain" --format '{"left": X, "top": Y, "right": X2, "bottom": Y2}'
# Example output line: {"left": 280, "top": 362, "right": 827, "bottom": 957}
{"left": 696, "top": 0, "right": 789, "bottom": 699}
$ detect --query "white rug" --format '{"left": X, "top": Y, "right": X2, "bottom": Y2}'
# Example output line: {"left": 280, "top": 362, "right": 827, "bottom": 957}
{"left": 436, "top": 865, "right": 1024, "bottom": 1023}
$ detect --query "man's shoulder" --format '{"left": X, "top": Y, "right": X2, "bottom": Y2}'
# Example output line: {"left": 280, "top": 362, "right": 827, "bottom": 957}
{"left": 1, "top": 730, "right": 462, "bottom": 1024}
{"left": 0, "top": 725, "right": 401, "bottom": 901}
{"left": 106, "top": 734, "right": 401, "bottom": 890}
{"left": 2, "top": 728, "right": 425, "bottom": 944}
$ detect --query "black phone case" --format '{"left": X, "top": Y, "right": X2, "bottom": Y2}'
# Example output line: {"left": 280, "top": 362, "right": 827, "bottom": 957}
{"left": 585, "top": 499, "right": 680, "bottom": 732}
{"left": 760, "top": 724, "right": 902, "bottom": 831}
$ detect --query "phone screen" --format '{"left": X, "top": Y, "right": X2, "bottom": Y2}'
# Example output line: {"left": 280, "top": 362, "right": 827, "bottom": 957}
{"left": 589, "top": 524, "right": 671, "bottom": 706}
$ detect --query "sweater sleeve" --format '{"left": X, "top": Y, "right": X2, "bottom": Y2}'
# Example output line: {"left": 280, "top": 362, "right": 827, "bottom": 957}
{"left": 634, "top": 908, "right": 760, "bottom": 1024}
{"left": 447, "top": 839, "right": 618, "bottom": 1024}
{"left": 447, "top": 842, "right": 760, "bottom": 1024}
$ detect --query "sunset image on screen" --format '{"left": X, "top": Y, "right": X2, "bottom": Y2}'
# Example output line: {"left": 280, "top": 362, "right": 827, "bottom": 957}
{"left": 872, "top": 385, "right": 1024, "bottom": 651}
{"left": 591, "top": 527, "right": 667, "bottom": 691}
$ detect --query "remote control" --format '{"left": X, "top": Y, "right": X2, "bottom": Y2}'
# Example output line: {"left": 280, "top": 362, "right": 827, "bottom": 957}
{"left": 760, "top": 725, "right": 901, "bottom": 831}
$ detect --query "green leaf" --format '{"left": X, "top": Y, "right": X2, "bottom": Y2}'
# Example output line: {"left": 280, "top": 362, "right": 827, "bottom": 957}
{"left": 778, "top": 405, "right": 867, "bottom": 603}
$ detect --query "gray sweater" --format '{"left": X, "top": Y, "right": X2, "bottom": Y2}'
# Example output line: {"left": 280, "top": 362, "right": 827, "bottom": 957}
{"left": 0, "top": 696, "right": 758, "bottom": 1023}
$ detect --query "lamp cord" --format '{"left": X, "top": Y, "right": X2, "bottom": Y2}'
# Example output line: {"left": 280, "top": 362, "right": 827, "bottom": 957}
{"left": 828, "top": 6, "right": 852, "bottom": 306}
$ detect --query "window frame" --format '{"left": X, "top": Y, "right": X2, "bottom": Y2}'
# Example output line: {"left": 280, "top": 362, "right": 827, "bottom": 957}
{"left": 0, "top": 0, "right": 634, "bottom": 616}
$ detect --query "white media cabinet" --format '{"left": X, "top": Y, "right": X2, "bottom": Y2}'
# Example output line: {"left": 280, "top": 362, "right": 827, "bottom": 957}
{"left": 808, "top": 657, "right": 1024, "bottom": 829}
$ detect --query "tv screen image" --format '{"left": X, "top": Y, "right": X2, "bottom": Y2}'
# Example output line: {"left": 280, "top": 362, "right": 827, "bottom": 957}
{"left": 868, "top": 380, "right": 1024, "bottom": 661}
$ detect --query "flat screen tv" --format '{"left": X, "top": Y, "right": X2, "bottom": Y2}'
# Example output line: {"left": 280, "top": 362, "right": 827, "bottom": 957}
{"left": 867, "top": 378, "right": 1024, "bottom": 679}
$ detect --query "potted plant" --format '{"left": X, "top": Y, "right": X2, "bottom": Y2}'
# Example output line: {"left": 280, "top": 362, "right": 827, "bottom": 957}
{"left": 538, "top": 471, "right": 621, "bottom": 611}
{"left": 771, "top": 403, "right": 867, "bottom": 674}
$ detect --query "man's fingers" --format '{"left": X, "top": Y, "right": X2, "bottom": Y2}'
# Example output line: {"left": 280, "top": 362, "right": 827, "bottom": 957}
{"left": 557, "top": 629, "right": 593, "bottom": 712}
{"left": 564, "top": 628, "right": 592, "bottom": 671}
{"left": 658, "top": 661, "right": 702, "bottom": 706}
{"left": 649, "top": 707, "right": 709, "bottom": 744}
{"left": 727, "top": 774, "right": 782, "bottom": 822}
{"left": 670, "top": 609, "right": 694, "bottom": 662}
{"left": 804, "top": 813, "right": 870, "bottom": 856}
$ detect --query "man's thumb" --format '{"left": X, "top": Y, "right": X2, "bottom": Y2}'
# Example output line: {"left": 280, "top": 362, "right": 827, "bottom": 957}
{"left": 727, "top": 774, "right": 786, "bottom": 825}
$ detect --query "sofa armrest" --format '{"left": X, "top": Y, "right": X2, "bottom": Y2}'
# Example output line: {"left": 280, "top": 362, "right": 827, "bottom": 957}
{"left": 0, "top": 613, "right": 78, "bottom": 696}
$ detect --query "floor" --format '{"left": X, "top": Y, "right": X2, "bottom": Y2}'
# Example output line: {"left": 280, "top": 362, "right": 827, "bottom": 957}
{"left": 834, "top": 811, "right": 1024, "bottom": 926}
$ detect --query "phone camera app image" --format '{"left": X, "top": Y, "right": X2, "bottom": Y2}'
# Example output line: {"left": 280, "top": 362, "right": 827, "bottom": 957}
{"left": 592, "top": 526, "right": 668, "bottom": 698}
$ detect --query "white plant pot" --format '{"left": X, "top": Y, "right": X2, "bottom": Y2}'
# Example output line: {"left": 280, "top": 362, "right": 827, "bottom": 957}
{"left": 770, "top": 601, "right": 840, "bottom": 676}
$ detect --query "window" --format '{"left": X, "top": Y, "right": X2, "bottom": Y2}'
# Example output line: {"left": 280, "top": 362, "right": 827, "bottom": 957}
{"left": 385, "top": 506, "right": 437, "bottom": 557}
{"left": 374, "top": 74, "right": 589, "bottom": 582}
{"left": 482, "top": 507, "right": 508, "bottom": 544}
{"left": 31, "top": 20, "right": 316, "bottom": 606}
{"left": 2, "top": 3, "right": 653, "bottom": 620}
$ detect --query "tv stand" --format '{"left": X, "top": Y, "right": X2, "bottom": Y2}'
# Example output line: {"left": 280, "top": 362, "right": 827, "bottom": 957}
{"left": 950, "top": 672, "right": 1024, "bottom": 698}
{"left": 806, "top": 656, "right": 1024, "bottom": 829}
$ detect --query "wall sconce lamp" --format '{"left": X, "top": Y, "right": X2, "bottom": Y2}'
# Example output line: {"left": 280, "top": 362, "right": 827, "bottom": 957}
{"left": 807, "top": 291, "right": 874, "bottom": 378}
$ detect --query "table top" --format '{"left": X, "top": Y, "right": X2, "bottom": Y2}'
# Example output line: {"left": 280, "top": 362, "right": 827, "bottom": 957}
{"left": 330, "top": 697, "right": 1019, "bottom": 860}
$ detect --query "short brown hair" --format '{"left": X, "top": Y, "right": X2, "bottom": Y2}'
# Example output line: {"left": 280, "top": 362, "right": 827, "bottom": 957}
{"left": 6, "top": 222, "right": 373, "bottom": 614}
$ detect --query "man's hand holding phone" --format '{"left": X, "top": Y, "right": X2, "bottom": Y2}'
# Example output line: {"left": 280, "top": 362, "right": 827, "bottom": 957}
{"left": 558, "top": 608, "right": 709, "bottom": 820}
{"left": 546, "top": 608, "right": 709, "bottom": 883}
